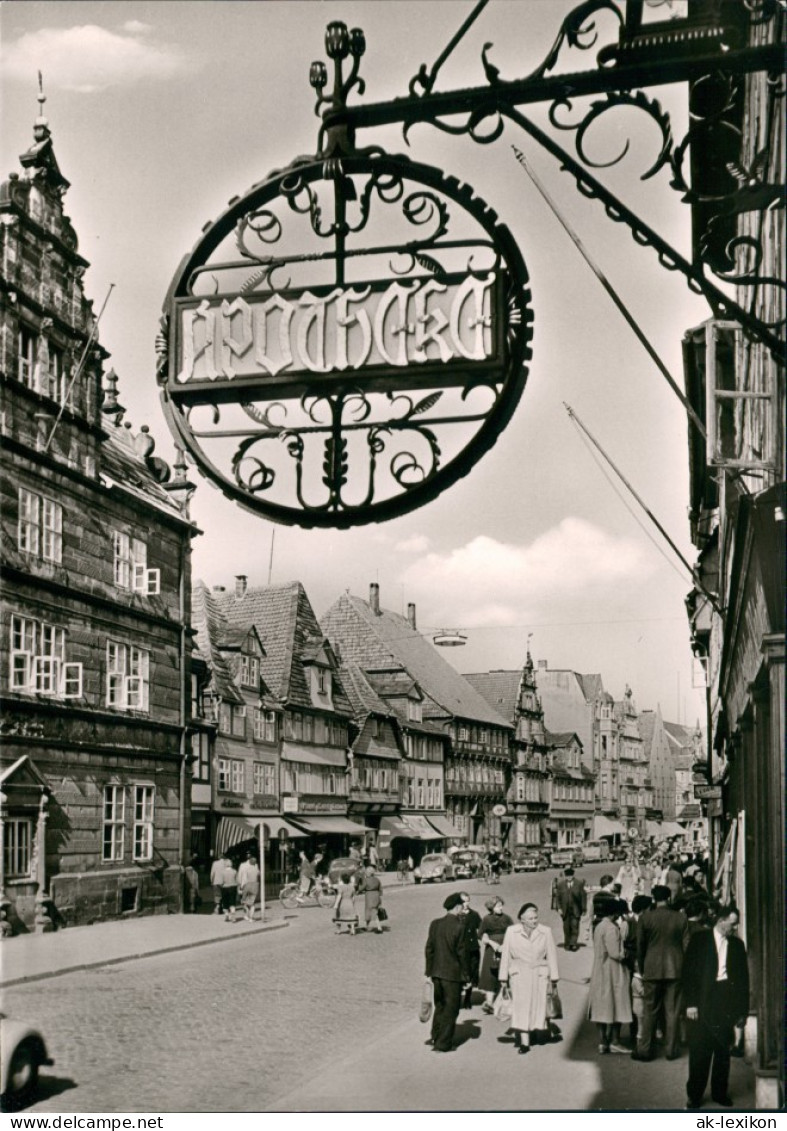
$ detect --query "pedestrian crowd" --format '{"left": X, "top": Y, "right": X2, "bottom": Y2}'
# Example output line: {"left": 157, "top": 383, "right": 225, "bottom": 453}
{"left": 423, "top": 846, "right": 749, "bottom": 1112}
{"left": 207, "top": 850, "right": 261, "bottom": 922}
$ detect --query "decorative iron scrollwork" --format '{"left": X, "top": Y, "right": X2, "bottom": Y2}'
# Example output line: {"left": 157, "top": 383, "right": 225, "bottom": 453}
{"left": 161, "top": 150, "right": 534, "bottom": 527}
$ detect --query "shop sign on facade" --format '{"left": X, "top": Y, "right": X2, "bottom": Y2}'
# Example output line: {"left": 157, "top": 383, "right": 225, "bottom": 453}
{"left": 160, "top": 152, "right": 533, "bottom": 529}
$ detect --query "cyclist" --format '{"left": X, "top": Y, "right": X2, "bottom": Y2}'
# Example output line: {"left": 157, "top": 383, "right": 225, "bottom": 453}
{"left": 297, "top": 851, "right": 323, "bottom": 902}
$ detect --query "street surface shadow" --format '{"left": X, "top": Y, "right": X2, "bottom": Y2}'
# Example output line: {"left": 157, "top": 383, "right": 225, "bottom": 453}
{"left": 1, "top": 1074, "right": 76, "bottom": 1113}
{"left": 453, "top": 1019, "right": 481, "bottom": 1048}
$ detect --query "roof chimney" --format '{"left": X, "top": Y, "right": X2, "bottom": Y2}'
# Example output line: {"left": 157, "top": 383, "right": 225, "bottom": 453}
{"left": 369, "top": 582, "right": 380, "bottom": 615}
{"left": 235, "top": 575, "right": 247, "bottom": 599}
{"left": 212, "top": 585, "right": 226, "bottom": 593}
{"left": 407, "top": 602, "right": 417, "bottom": 630}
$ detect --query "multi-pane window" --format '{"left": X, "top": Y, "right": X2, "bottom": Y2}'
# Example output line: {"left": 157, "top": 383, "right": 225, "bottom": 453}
{"left": 106, "top": 641, "right": 150, "bottom": 710}
{"left": 103, "top": 785, "right": 125, "bottom": 861}
{"left": 191, "top": 732, "right": 210, "bottom": 782}
{"left": 253, "top": 708, "right": 276, "bottom": 743}
{"left": 281, "top": 762, "right": 348, "bottom": 796}
{"left": 239, "top": 653, "right": 260, "bottom": 688}
{"left": 10, "top": 614, "right": 81, "bottom": 698}
{"left": 18, "top": 324, "right": 37, "bottom": 387}
{"left": 218, "top": 758, "right": 245, "bottom": 793}
{"left": 218, "top": 702, "right": 246, "bottom": 737}
{"left": 113, "top": 533, "right": 160, "bottom": 594}
{"left": 18, "top": 489, "right": 63, "bottom": 563}
{"left": 4, "top": 818, "right": 32, "bottom": 878}
{"left": 253, "top": 762, "right": 276, "bottom": 796}
{"left": 133, "top": 786, "right": 155, "bottom": 862}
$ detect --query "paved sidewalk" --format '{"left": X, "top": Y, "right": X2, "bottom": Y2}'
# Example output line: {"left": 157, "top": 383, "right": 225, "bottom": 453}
{"left": 0, "top": 908, "right": 289, "bottom": 988}
{"left": 0, "top": 872, "right": 414, "bottom": 988}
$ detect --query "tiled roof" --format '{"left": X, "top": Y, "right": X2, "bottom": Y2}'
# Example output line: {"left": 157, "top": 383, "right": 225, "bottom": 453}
{"left": 577, "top": 673, "right": 605, "bottom": 702}
{"left": 320, "top": 592, "right": 511, "bottom": 729}
{"left": 545, "top": 730, "right": 580, "bottom": 748}
{"left": 637, "top": 710, "right": 657, "bottom": 750}
{"left": 463, "top": 670, "right": 521, "bottom": 723}
{"left": 191, "top": 583, "right": 244, "bottom": 705}
{"left": 341, "top": 663, "right": 398, "bottom": 718}
{"left": 217, "top": 581, "right": 352, "bottom": 716}
{"left": 664, "top": 721, "right": 698, "bottom": 748}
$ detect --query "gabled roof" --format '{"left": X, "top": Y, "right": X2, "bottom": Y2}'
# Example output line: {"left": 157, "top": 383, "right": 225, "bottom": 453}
{"left": 0, "top": 754, "right": 50, "bottom": 790}
{"left": 577, "top": 673, "right": 605, "bottom": 702}
{"left": 100, "top": 426, "right": 187, "bottom": 523}
{"left": 191, "top": 583, "right": 245, "bottom": 705}
{"left": 637, "top": 710, "right": 657, "bottom": 751}
{"left": 664, "top": 721, "right": 698, "bottom": 748}
{"left": 320, "top": 591, "right": 511, "bottom": 729}
{"left": 341, "top": 663, "right": 398, "bottom": 718}
{"left": 545, "top": 730, "right": 582, "bottom": 749}
{"left": 218, "top": 582, "right": 352, "bottom": 716}
{"left": 463, "top": 670, "right": 521, "bottom": 723}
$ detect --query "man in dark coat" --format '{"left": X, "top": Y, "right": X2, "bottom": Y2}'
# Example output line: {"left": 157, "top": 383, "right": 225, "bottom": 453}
{"left": 631, "top": 884, "right": 689, "bottom": 1061}
{"left": 554, "top": 867, "right": 587, "bottom": 950}
{"left": 683, "top": 904, "right": 749, "bottom": 1110}
{"left": 459, "top": 892, "right": 482, "bottom": 1006}
{"left": 425, "top": 891, "right": 470, "bottom": 1052}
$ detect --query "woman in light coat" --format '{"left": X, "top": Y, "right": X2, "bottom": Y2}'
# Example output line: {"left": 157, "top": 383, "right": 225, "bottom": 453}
{"left": 499, "top": 902, "right": 560, "bottom": 1054}
{"left": 588, "top": 900, "right": 632, "bottom": 1054}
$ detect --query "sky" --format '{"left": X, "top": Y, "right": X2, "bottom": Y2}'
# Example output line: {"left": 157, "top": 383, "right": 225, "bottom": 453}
{"left": 2, "top": 0, "right": 711, "bottom": 725}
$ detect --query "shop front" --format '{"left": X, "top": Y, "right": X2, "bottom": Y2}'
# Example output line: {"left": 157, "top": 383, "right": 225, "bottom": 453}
{"left": 214, "top": 813, "right": 307, "bottom": 898}
{"left": 378, "top": 813, "right": 443, "bottom": 867}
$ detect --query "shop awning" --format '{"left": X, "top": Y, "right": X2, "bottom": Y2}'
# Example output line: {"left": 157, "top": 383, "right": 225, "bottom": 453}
{"left": 592, "top": 815, "right": 626, "bottom": 838}
{"left": 645, "top": 820, "right": 663, "bottom": 839}
{"left": 661, "top": 821, "right": 687, "bottom": 838}
{"left": 215, "top": 815, "right": 306, "bottom": 855}
{"left": 427, "top": 815, "right": 464, "bottom": 838}
{"left": 379, "top": 815, "right": 442, "bottom": 841}
{"left": 280, "top": 743, "right": 346, "bottom": 767}
{"left": 288, "top": 815, "right": 368, "bottom": 835}
{"left": 401, "top": 814, "right": 443, "bottom": 840}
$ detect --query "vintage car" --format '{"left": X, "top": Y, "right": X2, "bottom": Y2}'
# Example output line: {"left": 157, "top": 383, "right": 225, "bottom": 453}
{"left": 327, "top": 856, "right": 363, "bottom": 885}
{"left": 0, "top": 1014, "right": 53, "bottom": 1108}
{"left": 512, "top": 849, "right": 549, "bottom": 872}
{"left": 451, "top": 849, "right": 485, "bottom": 879}
{"left": 413, "top": 853, "right": 456, "bottom": 884}
{"left": 550, "top": 846, "right": 584, "bottom": 868}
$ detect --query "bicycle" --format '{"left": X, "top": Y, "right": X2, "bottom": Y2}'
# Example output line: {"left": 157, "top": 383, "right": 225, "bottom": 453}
{"left": 279, "top": 878, "right": 336, "bottom": 909}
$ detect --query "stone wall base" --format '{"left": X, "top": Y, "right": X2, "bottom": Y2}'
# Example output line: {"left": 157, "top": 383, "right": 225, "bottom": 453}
{"left": 47, "top": 867, "right": 182, "bottom": 928}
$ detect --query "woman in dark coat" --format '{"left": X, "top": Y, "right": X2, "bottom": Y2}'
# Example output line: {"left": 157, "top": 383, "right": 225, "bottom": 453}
{"left": 478, "top": 896, "right": 514, "bottom": 1012}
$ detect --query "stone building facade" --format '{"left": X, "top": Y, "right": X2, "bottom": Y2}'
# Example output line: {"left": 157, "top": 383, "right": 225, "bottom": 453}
{"left": 0, "top": 108, "right": 196, "bottom": 931}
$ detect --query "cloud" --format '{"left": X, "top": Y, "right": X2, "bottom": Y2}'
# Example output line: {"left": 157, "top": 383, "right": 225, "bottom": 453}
{"left": 4, "top": 25, "right": 187, "bottom": 93}
{"left": 399, "top": 518, "right": 656, "bottom": 626}
{"left": 394, "top": 534, "right": 431, "bottom": 554}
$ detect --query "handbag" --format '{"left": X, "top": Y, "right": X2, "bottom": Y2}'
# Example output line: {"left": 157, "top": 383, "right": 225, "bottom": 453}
{"left": 377, "top": 906, "right": 388, "bottom": 921}
{"left": 546, "top": 984, "right": 563, "bottom": 1021}
{"left": 493, "top": 985, "right": 513, "bottom": 1022}
{"left": 419, "top": 978, "right": 434, "bottom": 1023}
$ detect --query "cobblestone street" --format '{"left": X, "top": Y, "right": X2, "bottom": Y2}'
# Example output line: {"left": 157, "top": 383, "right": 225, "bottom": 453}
{"left": 2, "top": 866, "right": 755, "bottom": 1113}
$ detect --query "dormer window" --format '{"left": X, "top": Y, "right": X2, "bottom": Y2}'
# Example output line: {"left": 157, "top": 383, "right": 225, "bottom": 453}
{"left": 317, "top": 667, "right": 328, "bottom": 694}
{"left": 408, "top": 699, "right": 423, "bottom": 723}
{"left": 240, "top": 653, "right": 260, "bottom": 689}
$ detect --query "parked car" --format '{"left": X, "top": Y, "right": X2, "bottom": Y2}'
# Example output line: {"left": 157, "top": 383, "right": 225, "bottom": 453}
{"left": 608, "top": 844, "right": 628, "bottom": 861}
{"left": 452, "top": 850, "right": 484, "bottom": 879}
{"left": 0, "top": 1015, "right": 53, "bottom": 1109}
{"left": 414, "top": 853, "right": 456, "bottom": 883}
{"left": 327, "top": 856, "right": 363, "bottom": 885}
{"left": 512, "top": 849, "right": 549, "bottom": 872}
{"left": 550, "top": 846, "right": 584, "bottom": 868}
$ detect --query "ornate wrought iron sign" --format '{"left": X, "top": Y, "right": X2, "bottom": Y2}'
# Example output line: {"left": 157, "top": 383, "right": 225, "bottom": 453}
{"left": 159, "top": 72, "right": 533, "bottom": 527}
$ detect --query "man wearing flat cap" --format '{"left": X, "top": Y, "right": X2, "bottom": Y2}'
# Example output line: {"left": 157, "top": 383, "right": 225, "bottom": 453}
{"left": 424, "top": 892, "right": 471, "bottom": 1052}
